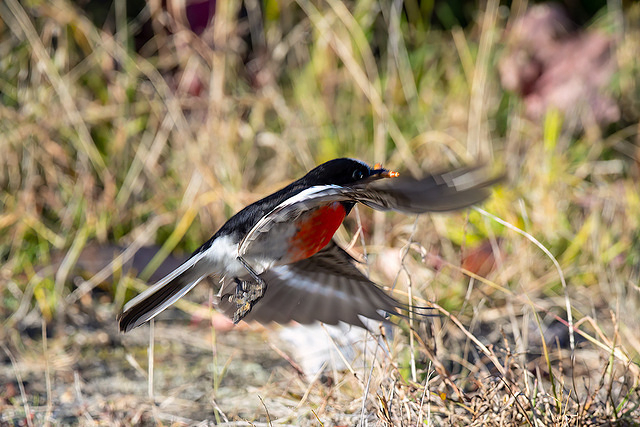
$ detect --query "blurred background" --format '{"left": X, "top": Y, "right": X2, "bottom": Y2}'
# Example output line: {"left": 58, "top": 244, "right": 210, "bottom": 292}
{"left": 1, "top": 0, "right": 639, "bottom": 424}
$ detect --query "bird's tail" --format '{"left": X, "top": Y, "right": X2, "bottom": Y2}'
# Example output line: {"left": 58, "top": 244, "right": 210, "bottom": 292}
{"left": 117, "top": 252, "right": 209, "bottom": 332}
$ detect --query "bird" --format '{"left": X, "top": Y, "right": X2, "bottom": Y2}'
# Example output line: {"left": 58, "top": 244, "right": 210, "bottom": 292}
{"left": 118, "top": 158, "right": 499, "bottom": 332}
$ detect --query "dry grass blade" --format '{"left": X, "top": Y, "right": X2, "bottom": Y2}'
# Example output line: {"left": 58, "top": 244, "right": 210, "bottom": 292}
{"left": 2, "top": 344, "right": 34, "bottom": 427}
{"left": 474, "top": 206, "right": 576, "bottom": 353}
{"left": 1, "top": 0, "right": 639, "bottom": 424}
{"left": 3, "top": 0, "right": 107, "bottom": 177}
{"left": 295, "top": 0, "right": 421, "bottom": 175}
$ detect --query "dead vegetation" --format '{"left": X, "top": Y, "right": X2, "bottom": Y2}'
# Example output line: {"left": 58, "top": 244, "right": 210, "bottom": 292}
{"left": 1, "top": 0, "right": 639, "bottom": 425}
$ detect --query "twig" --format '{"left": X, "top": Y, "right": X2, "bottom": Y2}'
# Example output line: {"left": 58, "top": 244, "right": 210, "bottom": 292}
{"left": 257, "top": 395, "right": 273, "bottom": 426}
{"left": 473, "top": 207, "right": 575, "bottom": 354}
{"left": 42, "top": 319, "right": 53, "bottom": 426}
{"left": 2, "top": 343, "right": 34, "bottom": 427}
{"left": 360, "top": 338, "right": 380, "bottom": 425}
{"left": 148, "top": 319, "right": 155, "bottom": 401}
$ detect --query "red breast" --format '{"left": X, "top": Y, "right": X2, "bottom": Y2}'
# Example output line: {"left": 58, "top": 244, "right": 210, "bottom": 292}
{"left": 287, "top": 202, "right": 347, "bottom": 263}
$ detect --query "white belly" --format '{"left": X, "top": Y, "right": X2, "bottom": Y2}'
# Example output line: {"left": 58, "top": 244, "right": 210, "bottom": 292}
{"left": 201, "top": 233, "right": 289, "bottom": 278}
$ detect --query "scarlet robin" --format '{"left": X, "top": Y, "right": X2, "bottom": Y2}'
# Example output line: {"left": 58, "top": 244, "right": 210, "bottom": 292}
{"left": 118, "top": 158, "right": 498, "bottom": 332}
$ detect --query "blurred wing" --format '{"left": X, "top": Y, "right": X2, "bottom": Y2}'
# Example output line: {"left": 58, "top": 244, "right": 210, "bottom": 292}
{"left": 356, "top": 165, "right": 502, "bottom": 213}
{"left": 239, "top": 165, "right": 499, "bottom": 255}
{"left": 217, "top": 241, "right": 400, "bottom": 328}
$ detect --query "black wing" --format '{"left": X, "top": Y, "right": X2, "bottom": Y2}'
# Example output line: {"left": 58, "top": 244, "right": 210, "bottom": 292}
{"left": 238, "top": 165, "right": 499, "bottom": 256}
{"left": 216, "top": 241, "right": 403, "bottom": 328}
{"left": 354, "top": 165, "right": 501, "bottom": 213}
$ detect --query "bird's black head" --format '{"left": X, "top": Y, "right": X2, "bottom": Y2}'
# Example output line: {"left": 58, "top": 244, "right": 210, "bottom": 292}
{"left": 302, "top": 158, "right": 399, "bottom": 186}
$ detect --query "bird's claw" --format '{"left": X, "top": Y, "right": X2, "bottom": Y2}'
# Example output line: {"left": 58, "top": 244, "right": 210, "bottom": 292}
{"left": 231, "top": 278, "right": 266, "bottom": 323}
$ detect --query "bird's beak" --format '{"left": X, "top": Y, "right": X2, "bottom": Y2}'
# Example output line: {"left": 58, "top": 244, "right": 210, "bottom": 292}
{"left": 371, "top": 163, "right": 400, "bottom": 179}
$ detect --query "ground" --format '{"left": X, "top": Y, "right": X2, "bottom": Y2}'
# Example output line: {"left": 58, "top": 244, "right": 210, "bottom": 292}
{"left": 1, "top": 0, "right": 640, "bottom": 425}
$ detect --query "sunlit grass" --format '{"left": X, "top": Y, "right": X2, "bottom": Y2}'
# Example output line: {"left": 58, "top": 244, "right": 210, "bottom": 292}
{"left": 1, "top": 0, "right": 639, "bottom": 424}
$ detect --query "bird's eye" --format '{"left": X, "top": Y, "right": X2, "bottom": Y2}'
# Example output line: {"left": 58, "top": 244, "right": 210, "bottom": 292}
{"left": 352, "top": 170, "right": 365, "bottom": 180}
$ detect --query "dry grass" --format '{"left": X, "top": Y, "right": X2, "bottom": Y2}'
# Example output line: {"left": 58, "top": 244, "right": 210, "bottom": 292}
{"left": 1, "top": 0, "right": 639, "bottom": 425}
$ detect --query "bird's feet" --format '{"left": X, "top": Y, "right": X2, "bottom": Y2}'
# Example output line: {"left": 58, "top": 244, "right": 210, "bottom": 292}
{"left": 231, "top": 277, "right": 266, "bottom": 324}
